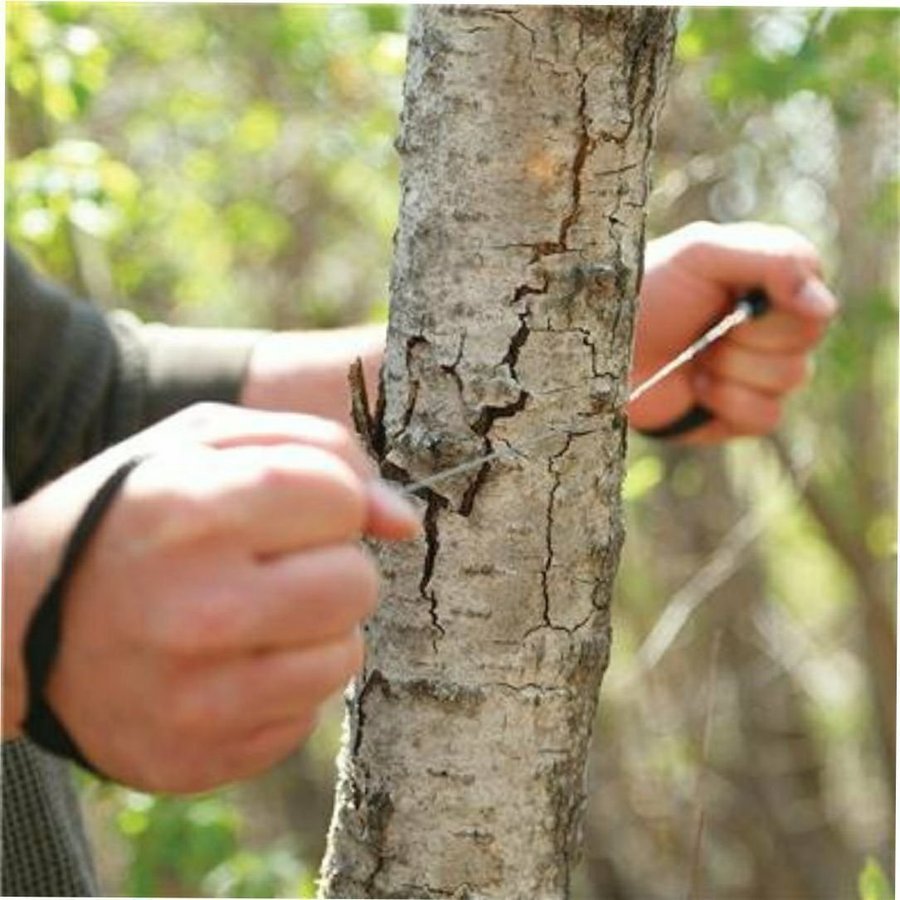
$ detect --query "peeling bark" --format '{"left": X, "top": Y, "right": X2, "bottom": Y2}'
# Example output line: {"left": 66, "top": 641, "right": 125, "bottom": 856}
{"left": 321, "top": 7, "right": 676, "bottom": 898}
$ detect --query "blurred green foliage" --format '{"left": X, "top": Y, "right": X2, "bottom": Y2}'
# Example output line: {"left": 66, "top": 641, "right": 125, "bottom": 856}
{"left": 97, "top": 787, "right": 316, "bottom": 897}
{"left": 860, "top": 858, "right": 895, "bottom": 900}
{"left": 679, "top": 8, "right": 899, "bottom": 113}
{"left": 607, "top": 8, "right": 896, "bottom": 898}
{"left": 6, "top": 5, "right": 897, "bottom": 899}
{"left": 115, "top": 792, "right": 240, "bottom": 895}
{"left": 6, "top": 2, "right": 407, "bottom": 326}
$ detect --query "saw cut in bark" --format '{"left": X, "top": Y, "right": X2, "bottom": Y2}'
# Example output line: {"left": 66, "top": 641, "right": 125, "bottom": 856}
{"left": 321, "top": 7, "right": 676, "bottom": 898}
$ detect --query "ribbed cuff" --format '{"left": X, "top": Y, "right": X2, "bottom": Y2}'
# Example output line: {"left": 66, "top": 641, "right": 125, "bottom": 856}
{"left": 111, "top": 314, "right": 263, "bottom": 427}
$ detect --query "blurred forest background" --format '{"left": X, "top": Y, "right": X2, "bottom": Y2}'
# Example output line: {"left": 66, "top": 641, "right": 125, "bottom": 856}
{"left": 5, "top": 5, "right": 897, "bottom": 899}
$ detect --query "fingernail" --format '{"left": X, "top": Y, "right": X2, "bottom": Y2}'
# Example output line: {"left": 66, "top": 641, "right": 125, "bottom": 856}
{"left": 796, "top": 279, "right": 838, "bottom": 317}
{"left": 368, "top": 480, "right": 422, "bottom": 534}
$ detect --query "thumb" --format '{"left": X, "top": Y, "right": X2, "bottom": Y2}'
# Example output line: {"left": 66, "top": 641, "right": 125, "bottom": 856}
{"left": 365, "top": 480, "right": 422, "bottom": 541}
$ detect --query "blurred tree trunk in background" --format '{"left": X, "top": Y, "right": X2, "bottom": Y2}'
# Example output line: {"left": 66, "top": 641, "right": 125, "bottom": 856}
{"left": 581, "top": 448, "right": 857, "bottom": 900}
{"left": 320, "top": 7, "right": 676, "bottom": 897}
{"left": 818, "top": 94, "right": 896, "bottom": 776}
{"left": 573, "top": 13, "right": 896, "bottom": 897}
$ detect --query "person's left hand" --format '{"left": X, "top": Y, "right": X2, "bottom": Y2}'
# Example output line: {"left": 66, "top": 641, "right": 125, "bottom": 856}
{"left": 628, "top": 221, "right": 838, "bottom": 442}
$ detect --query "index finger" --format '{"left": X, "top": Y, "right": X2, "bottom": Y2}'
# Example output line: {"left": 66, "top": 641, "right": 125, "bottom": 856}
{"left": 141, "top": 403, "right": 376, "bottom": 481}
{"left": 130, "top": 443, "right": 369, "bottom": 557}
{"left": 174, "top": 407, "right": 420, "bottom": 541}
{"left": 683, "top": 223, "right": 838, "bottom": 321}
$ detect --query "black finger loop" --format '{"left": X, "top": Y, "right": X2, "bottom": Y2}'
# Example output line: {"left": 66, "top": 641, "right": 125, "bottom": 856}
{"left": 23, "top": 456, "right": 145, "bottom": 773}
{"left": 637, "top": 405, "right": 714, "bottom": 439}
{"left": 741, "top": 286, "right": 771, "bottom": 318}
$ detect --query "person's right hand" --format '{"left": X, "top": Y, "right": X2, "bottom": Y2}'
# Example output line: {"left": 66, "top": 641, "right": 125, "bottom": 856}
{"left": 629, "top": 221, "right": 837, "bottom": 441}
{"left": 3, "top": 403, "right": 419, "bottom": 793}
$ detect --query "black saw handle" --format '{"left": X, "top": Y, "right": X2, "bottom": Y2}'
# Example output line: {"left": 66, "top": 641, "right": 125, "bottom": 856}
{"left": 638, "top": 288, "right": 770, "bottom": 439}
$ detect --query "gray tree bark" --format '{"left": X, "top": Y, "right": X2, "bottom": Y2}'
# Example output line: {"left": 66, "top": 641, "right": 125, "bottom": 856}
{"left": 320, "top": 7, "right": 676, "bottom": 898}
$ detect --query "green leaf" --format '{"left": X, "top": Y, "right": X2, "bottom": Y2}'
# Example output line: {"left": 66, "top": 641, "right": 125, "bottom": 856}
{"left": 623, "top": 455, "right": 663, "bottom": 502}
{"left": 859, "top": 858, "right": 894, "bottom": 900}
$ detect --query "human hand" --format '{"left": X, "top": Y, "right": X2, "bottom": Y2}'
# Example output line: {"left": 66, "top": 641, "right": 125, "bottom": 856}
{"left": 628, "top": 221, "right": 838, "bottom": 442}
{"left": 3, "top": 404, "right": 419, "bottom": 792}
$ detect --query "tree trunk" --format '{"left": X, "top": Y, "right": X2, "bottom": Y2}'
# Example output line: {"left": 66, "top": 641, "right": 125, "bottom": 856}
{"left": 320, "top": 7, "right": 676, "bottom": 898}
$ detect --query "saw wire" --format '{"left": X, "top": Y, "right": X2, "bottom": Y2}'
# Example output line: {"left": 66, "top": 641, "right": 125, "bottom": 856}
{"left": 401, "top": 294, "right": 762, "bottom": 496}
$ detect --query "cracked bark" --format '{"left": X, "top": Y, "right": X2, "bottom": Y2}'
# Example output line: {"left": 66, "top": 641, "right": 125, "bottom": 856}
{"left": 321, "top": 7, "right": 675, "bottom": 898}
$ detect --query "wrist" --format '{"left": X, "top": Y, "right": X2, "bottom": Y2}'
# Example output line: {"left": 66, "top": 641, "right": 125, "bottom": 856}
{"left": 3, "top": 517, "right": 27, "bottom": 737}
{"left": 240, "top": 325, "right": 386, "bottom": 427}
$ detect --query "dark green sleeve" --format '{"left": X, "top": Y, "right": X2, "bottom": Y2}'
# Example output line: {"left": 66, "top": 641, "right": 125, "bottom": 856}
{"left": 4, "top": 245, "right": 261, "bottom": 501}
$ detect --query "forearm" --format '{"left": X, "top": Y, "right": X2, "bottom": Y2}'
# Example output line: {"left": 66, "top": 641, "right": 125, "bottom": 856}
{"left": 4, "top": 246, "right": 257, "bottom": 499}
{"left": 240, "top": 323, "right": 386, "bottom": 429}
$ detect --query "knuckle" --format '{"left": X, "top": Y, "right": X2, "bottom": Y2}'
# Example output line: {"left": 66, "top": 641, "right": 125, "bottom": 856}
{"left": 769, "top": 223, "right": 801, "bottom": 245}
{"left": 328, "top": 423, "right": 368, "bottom": 470}
{"left": 759, "top": 223, "right": 814, "bottom": 257}
{"left": 681, "top": 220, "right": 719, "bottom": 244}
{"left": 263, "top": 447, "right": 367, "bottom": 534}
{"left": 786, "top": 232, "right": 821, "bottom": 267}
{"left": 128, "top": 472, "right": 218, "bottom": 546}
{"left": 678, "top": 221, "right": 721, "bottom": 258}
{"left": 791, "top": 244, "right": 819, "bottom": 271}
{"left": 253, "top": 455, "right": 305, "bottom": 496}
{"left": 182, "top": 591, "right": 239, "bottom": 651}
{"left": 297, "top": 418, "right": 360, "bottom": 466}
{"left": 155, "top": 589, "right": 237, "bottom": 655}
{"left": 767, "top": 242, "right": 822, "bottom": 295}
{"left": 174, "top": 401, "right": 232, "bottom": 432}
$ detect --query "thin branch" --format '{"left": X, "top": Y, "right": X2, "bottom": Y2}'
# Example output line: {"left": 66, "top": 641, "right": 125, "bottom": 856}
{"left": 768, "top": 433, "right": 896, "bottom": 777}
{"left": 624, "top": 452, "right": 813, "bottom": 682}
{"left": 685, "top": 629, "right": 723, "bottom": 900}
